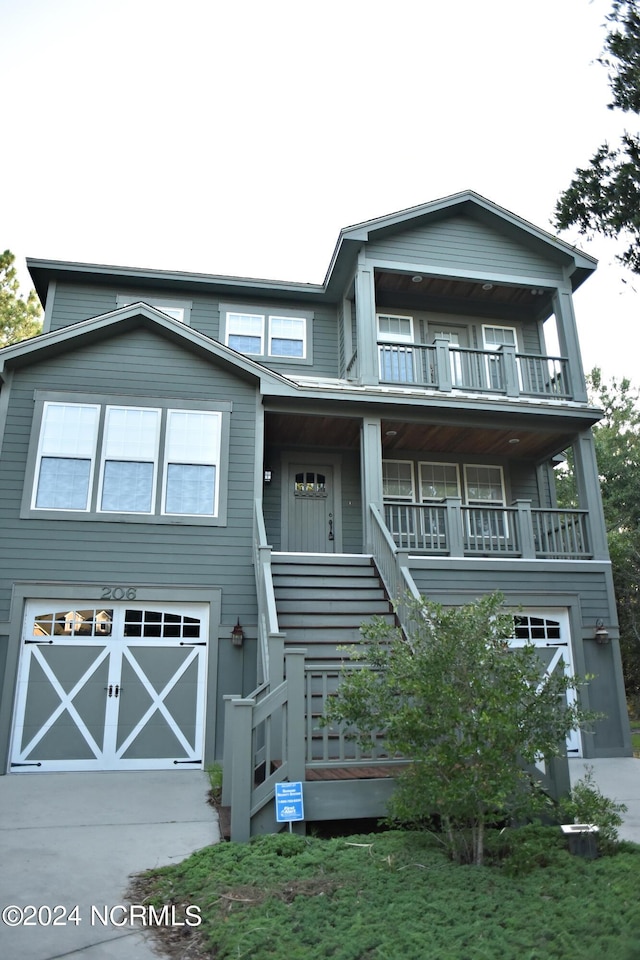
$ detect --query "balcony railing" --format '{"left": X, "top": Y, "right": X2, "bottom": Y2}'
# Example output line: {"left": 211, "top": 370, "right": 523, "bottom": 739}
{"left": 377, "top": 341, "right": 572, "bottom": 399}
{"left": 383, "top": 500, "right": 591, "bottom": 560}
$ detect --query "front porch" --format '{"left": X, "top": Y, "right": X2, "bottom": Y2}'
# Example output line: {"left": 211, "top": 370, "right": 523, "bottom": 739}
{"left": 222, "top": 505, "right": 575, "bottom": 841}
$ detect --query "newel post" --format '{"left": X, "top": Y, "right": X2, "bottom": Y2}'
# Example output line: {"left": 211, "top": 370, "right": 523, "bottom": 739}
{"left": 513, "top": 500, "right": 536, "bottom": 558}
{"left": 229, "top": 698, "right": 256, "bottom": 843}
{"left": 285, "top": 649, "right": 307, "bottom": 783}
{"left": 500, "top": 345, "right": 520, "bottom": 397}
{"left": 434, "top": 337, "right": 453, "bottom": 392}
{"left": 445, "top": 497, "right": 465, "bottom": 557}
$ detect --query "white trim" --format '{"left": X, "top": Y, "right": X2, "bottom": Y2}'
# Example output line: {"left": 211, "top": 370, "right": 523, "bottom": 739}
{"left": 376, "top": 313, "right": 414, "bottom": 343}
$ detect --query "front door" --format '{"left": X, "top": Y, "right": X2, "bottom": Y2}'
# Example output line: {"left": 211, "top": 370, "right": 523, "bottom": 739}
{"left": 287, "top": 464, "right": 336, "bottom": 553}
{"left": 10, "top": 601, "right": 208, "bottom": 772}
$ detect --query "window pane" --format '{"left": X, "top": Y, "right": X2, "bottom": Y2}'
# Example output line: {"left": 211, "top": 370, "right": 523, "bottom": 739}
{"left": 36, "top": 458, "right": 91, "bottom": 509}
{"left": 104, "top": 408, "right": 159, "bottom": 459}
{"left": 166, "top": 411, "right": 220, "bottom": 462}
{"left": 101, "top": 461, "right": 154, "bottom": 512}
{"left": 228, "top": 313, "right": 263, "bottom": 354}
{"left": 41, "top": 404, "right": 98, "bottom": 457}
{"left": 271, "top": 338, "right": 304, "bottom": 357}
{"left": 166, "top": 464, "right": 216, "bottom": 515}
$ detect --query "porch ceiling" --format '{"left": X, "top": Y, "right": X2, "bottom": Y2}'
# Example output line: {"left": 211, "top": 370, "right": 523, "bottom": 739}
{"left": 265, "top": 412, "right": 574, "bottom": 461}
{"left": 375, "top": 271, "right": 553, "bottom": 321}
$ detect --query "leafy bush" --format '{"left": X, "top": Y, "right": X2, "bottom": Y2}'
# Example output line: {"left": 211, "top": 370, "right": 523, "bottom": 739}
{"left": 559, "top": 767, "right": 627, "bottom": 853}
{"left": 325, "top": 592, "right": 594, "bottom": 865}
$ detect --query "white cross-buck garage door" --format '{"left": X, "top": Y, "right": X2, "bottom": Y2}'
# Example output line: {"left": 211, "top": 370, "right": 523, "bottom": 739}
{"left": 510, "top": 608, "right": 582, "bottom": 757}
{"left": 10, "top": 601, "right": 209, "bottom": 772}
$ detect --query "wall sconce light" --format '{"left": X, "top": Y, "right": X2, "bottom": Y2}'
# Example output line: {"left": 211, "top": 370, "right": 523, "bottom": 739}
{"left": 231, "top": 618, "right": 245, "bottom": 647}
{"left": 264, "top": 469, "right": 272, "bottom": 483}
{"left": 594, "top": 619, "right": 610, "bottom": 644}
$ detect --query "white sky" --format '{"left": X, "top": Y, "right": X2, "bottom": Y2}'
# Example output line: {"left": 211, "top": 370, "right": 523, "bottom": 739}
{"left": 1, "top": 0, "right": 638, "bottom": 380}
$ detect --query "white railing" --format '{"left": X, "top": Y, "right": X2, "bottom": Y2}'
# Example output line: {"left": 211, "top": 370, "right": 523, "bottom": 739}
{"left": 253, "top": 500, "right": 285, "bottom": 685}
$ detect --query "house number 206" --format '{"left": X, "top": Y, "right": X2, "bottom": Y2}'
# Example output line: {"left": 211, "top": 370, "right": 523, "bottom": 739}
{"left": 101, "top": 586, "right": 138, "bottom": 600}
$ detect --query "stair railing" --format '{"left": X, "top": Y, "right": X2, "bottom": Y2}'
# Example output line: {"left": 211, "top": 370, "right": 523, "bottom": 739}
{"left": 253, "top": 499, "right": 286, "bottom": 685}
{"left": 370, "top": 502, "right": 422, "bottom": 637}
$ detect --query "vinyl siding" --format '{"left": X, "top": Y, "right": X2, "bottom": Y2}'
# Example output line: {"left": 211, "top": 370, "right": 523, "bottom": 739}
{"left": 366, "top": 216, "right": 565, "bottom": 282}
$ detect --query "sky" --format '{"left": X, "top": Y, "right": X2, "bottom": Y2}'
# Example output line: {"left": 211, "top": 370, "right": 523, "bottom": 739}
{"left": 1, "top": 0, "right": 638, "bottom": 380}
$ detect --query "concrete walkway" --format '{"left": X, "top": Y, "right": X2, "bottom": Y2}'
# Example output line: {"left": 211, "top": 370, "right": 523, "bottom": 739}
{"left": 0, "top": 771, "right": 219, "bottom": 960}
{"left": 569, "top": 756, "right": 640, "bottom": 843}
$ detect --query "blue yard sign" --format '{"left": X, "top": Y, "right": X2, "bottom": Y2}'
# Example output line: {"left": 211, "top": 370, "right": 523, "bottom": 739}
{"left": 275, "top": 781, "right": 304, "bottom": 824}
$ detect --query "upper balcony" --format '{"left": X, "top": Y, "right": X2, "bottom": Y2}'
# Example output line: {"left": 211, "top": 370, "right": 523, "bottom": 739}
{"left": 376, "top": 339, "right": 571, "bottom": 400}
{"left": 348, "top": 266, "right": 589, "bottom": 405}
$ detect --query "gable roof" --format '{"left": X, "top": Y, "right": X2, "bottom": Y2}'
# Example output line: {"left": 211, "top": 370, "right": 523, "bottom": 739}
{"left": 323, "top": 190, "right": 597, "bottom": 295}
{"left": 0, "top": 302, "right": 296, "bottom": 391}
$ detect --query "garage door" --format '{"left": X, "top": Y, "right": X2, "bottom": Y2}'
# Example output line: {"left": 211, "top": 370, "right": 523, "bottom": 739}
{"left": 10, "top": 601, "right": 209, "bottom": 772}
{"left": 510, "top": 609, "right": 582, "bottom": 758}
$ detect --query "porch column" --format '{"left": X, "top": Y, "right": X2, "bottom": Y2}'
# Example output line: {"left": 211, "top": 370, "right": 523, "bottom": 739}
{"left": 572, "top": 430, "right": 609, "bottom": 560}
{"left": 361, "top": 416, "right": 383, "bottom": 553}
{"left": 354, "top": 250, "right": 379, "bottom": 385}
{"left": 513, "top": 500, "right": 536, "bottom": 558}
{"left": 445, "top": 497, "right": 465, "bottom": 557}
{"left": 552, "top": 282, "right": 588, "bottom": 403}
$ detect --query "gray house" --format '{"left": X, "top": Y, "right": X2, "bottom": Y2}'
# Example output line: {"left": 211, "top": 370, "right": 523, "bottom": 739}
{"left": 0, "top": 191, "right": 631, "bottom": 839}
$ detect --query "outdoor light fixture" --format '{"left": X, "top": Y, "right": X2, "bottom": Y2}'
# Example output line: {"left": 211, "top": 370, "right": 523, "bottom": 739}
{"left": 594, "top": 619, "right": 610, "bottom": 644}
{"left": 411, "top": 275, "right": 423, "bottom": 283}
{"left": 482, "top": 282, "right": 494, "bottom": 291}
{"left": 231, "top": 619, "right": 245, "bottom": 647}
{"left": 264, "top": 469, "right": 272, "bottom": 483}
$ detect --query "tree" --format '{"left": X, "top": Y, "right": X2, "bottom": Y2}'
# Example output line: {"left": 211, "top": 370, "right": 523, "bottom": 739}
{"left": 554, "top": 1, "right": 640, "bottom": 271}
{"left": 324, "top": 593, "right": 590, "bottom": 866}
{"left": 556, "top": 368, "right": 640, "bottom": 712}
{"left": 0, "top": 250, "right": 42, "bottom": 347}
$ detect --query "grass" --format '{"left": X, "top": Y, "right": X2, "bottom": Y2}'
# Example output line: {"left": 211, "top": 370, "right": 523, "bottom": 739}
{"left": 631, "top": 729, "right": 640, "bottom": 757}
{"left": 133, "top": 828, "right": 640, "bottom": 960}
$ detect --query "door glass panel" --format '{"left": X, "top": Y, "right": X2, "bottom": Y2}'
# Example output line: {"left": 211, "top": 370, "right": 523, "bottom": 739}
{"left": 32, "top": 609, "right": 113, "bottom": 638}
{"left": 123, "top": 609, "right": 201, "bottom": 639}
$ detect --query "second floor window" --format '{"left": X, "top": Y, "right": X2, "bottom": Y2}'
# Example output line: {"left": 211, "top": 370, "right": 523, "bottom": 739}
{"left": 223, "top": 307, "right": 310, "bottom": 361}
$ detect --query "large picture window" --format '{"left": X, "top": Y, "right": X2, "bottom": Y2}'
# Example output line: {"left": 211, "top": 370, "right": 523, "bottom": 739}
{"left": 26, "top": 395, "right": 230, "bottom": 524}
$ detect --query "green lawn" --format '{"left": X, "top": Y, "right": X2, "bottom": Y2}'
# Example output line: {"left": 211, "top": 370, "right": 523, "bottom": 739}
{"left": 135, "top": 829, "right": 640, "bottom": 960}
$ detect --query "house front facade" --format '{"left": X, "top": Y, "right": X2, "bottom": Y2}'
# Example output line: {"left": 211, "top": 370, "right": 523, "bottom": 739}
{"left": 0, "top": 192, "right": 631, "bottom": 833}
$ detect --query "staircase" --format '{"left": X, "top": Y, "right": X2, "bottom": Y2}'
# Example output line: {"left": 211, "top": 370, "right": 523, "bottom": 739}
{"left": 271, "top": 553, "right": 396, "bottom": 662}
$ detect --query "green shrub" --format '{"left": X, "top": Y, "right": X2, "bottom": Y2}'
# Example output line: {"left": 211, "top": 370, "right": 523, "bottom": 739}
{"left": 559, "top": 766, "right": 627, "bottom": 853}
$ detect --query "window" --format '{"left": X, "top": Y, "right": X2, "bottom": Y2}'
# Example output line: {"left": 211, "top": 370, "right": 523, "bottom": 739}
{"left": 464, "top": 465, "right": 505, "bottom": 505}
{"left": 116, "top": 295, "right": 192, "bottom": 325}
{"left": 227, "top": 313, "right": 264, "bottom": 354}
{"left": 464, "top": 464, "right": 507, "bottom": 541}
{"left": 419, "top": 462, "right": 460, "bottom": 501}
{"left": 482, "top": 325, "right": 517, "bottom": 350}
{"left": 221, "top": 304, "right": 312, "bottom": 363}
{"left": 377, "top": 314, "right": 415, "bottom": 382}
{"left": 382, "top": 460, "right": 415, "bottom": 500}
{"left": 26, "top": 394, "right": 230, "bottom": 524}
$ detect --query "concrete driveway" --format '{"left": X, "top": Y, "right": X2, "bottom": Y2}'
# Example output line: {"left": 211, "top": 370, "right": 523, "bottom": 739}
{"left": 0, "top": 771, "right": 219, "bottom": 960}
